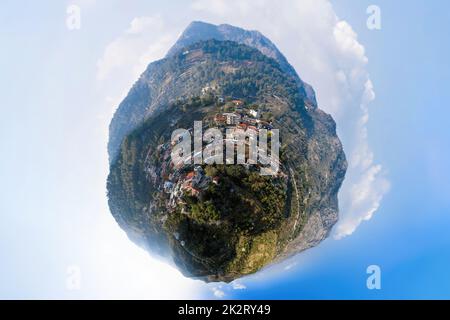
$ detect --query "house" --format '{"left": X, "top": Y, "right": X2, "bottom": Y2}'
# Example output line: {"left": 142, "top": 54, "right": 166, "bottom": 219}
{"left": 192, "top": 167, "right": 203, "bottom": 186}
{"left": 237, "top": 123, "right": 248, "bottom": 130}
{"left": 202, "top": 85, "right": 218, "bottom": 96}
{"left": 201, "top": 86, "right": 212, "bottom": 95}
{"left": 185, "top": 171, "right": 195, "bottom": 180}
{"left": 163, "top": 181, "right": 174, "bottom": 193}
{"left": 214, "top": 114, "right": 227, "bottom": 125}
{"left": 242, "top": 116, "right": 257, "bottom": 126}
{"left": 257, "top": 121, "right": 266, "bottom": 129}
{"left": 171, "top": 133, "right": 184, "bottom": 145}
{"left": 249, "top": 109, "right": 259, "bottom": 118}
{"left": 258, "top": 120, "right": 273, "bottom": 130}
{"left": 223, "top": 112, "right": 241, "bottom": 125}
{"left": 232, "top": 99, "right": 244, "bottom": 107}
{"left": 304, "top": 102, "right": 313, "bottom": 110}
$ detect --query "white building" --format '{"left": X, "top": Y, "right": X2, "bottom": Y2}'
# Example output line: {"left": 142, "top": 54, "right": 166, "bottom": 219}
{"left": 249, "top": 109, "right": 259, "bottom": 118}
{"left": 223, "top": 112, "right": 241, "bottom": 125}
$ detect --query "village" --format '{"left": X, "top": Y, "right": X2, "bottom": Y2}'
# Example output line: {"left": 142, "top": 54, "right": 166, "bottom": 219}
{"left": 143, "top": 88, "right": 281, "bottom": 216}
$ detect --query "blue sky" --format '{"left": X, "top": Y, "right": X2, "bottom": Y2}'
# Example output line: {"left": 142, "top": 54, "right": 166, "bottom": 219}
{"left": 1, "top": 0, "right": 449, "bottom": 299}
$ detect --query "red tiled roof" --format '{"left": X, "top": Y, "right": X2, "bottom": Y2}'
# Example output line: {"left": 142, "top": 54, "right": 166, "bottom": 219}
{"left": 186, "top": 172, "right": 195, "bottom": 179}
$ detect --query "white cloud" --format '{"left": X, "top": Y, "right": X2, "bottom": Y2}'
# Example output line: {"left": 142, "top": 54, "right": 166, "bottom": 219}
{"left": 126, "top": 16, "right": 161, "bottom": 34}
{"left": 190, "top": 0, "right": 389, "bottom": 239}
{"left": 96, "top": 14, "right": 179, "bottom": 134}
{"left": 283, "top": 262, "right": 297, "bottom": 271}
{"left": 211, "top": 286, "right": 225, "bottom": 298}
{"left": 335, "top": 164, "right": 390, "bottom": 238}
{"left": 232, "top": 281, "right": 246, "bottom": 290}
{"left": 96, "top": 15, "right": 176, "bottom": 101}
{"left": 333, "top": 21, "right": 368, "bottom": 65}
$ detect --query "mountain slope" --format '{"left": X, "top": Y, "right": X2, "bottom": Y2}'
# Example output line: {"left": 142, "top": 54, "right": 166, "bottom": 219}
{"left": 168, "top": 21, "right": 317, "bottom": 107}
{"left": 108, "top": 21, "right": 317, "bottom": 163}
{"left": 107, "top": 38, "right": 346, "bottom": 282}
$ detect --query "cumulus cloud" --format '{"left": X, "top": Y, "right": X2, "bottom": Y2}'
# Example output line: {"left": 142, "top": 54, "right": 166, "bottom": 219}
{"left": 96, "top": 14, "right": 179, "bottom": 122}
{"left": 96, "top": 15, "right": 176, "bottom": 85}
{"left": 190, "top": 0, "right": 389, "bottom": 238}
{"left": 211, "top": 286, "right": 226, "bottom": 298}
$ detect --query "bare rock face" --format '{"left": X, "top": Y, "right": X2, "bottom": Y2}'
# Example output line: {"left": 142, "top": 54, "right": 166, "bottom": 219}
{"left": 107, "top": 22, "right": 346, "bottom": 282}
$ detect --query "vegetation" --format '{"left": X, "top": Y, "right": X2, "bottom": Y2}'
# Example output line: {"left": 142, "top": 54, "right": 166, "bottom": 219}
{"left": 106, "top": 38, "right": 343, "bottom": 282}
